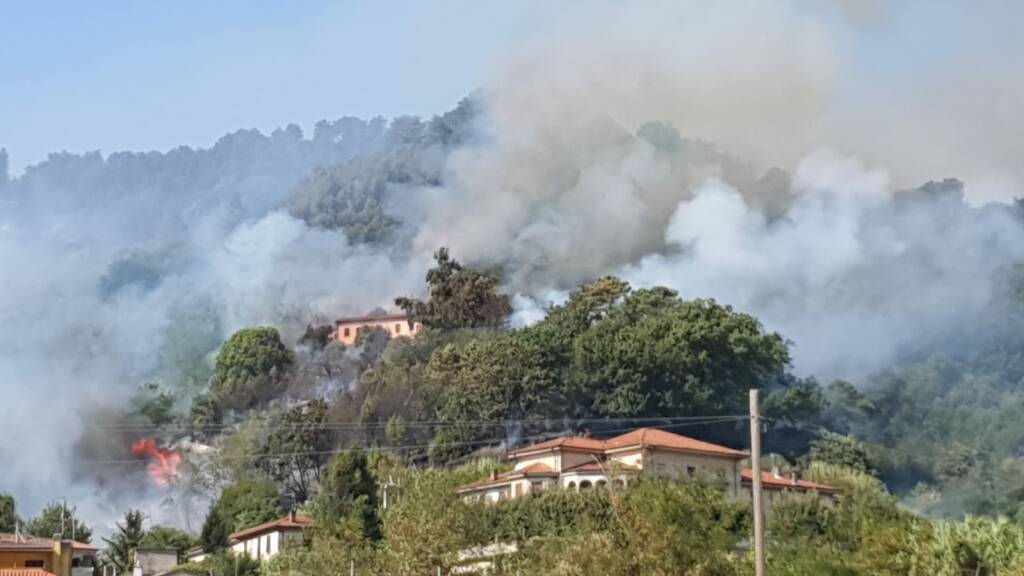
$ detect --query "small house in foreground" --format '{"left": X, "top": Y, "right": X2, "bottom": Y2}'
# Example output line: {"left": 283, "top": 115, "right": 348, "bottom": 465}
{"left": 0, "top": 533, "right": 97, "bottom": 576}
{"left": 228, "top": 513, "right": 313, "bottom": 561}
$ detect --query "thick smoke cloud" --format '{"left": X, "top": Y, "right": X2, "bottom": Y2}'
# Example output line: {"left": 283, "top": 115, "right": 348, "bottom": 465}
{"left": 0, "top": 125, "right": 434, "bottom": 533}
{"left": 625, "top": 151, "right": 1024, "bottom": 376}
{"left": 413, "top": 0, "right": 1024, "bottom": 376}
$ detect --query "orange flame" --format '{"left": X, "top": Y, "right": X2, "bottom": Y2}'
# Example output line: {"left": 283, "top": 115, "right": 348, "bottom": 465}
{"left": 132, "top": 438, "right": 181, "bottom": 487}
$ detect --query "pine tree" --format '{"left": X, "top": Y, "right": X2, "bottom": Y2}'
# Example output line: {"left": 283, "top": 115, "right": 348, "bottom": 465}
{"left": 103, "top": 510, "right": 146, "bottom": 575}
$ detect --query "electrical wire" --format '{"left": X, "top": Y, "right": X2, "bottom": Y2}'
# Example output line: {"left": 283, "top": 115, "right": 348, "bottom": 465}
{"left": 80, "top": 416, "right": 748, "bottom": 465}
{"left": 74, "top": 414, "right": 751, "bottom": 432}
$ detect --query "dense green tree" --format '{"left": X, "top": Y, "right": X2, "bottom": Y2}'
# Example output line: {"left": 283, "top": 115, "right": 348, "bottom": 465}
{"left": 764, "top": 379, "right": 827, "bottom": 425}
{"left": 428, "top": 334, "right": 555, "bottom": 461}
{"left": 200, "top": 480, "right": 282, "bottom": 552}
{"left": 132, "top": 383, "right": 176, "bottom": 426}
{"left": 570, "top": 289, "right": 789, "bottom": 417}
{"left": 188, "top": 392, "right": 221, "bottom": 436}
{"left": 102, "top": 510, "right": 145, "bottom": 575}
{"left": 935, "top": 443, "right": 983, "bottom": 482}
{"left": 0, "top": 493, "right": 18, "bottom": 532}
{"left": 26, "top": 502, "right": 92, "bottom": 543}
{"left": 311, "top": 450, "right": 380, "bottom": 539}
{"left": 260, "top": 400, "right": 331, "bottom": 503}
{"left": 141, "top": 526, "right": 198, "bottom": 562}
{"left": 384, "top": 414, "right": 406, "bottom": 445}
{"left": 810, "top": 432, "right": 872, "bottom": 474}
{"left": 396, "top": 247, "right": 512, "bottom": 330}
{"left": 213, "top": 327, "right": 293, "bottom": 409}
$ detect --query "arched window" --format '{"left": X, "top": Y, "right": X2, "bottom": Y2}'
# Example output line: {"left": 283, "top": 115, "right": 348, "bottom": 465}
{"left": 597, "top": 480, "right": 608, "bottom": 488}
{"left": 568, "top": 481, "right": 577, "bottom": 490}
{"left": 580, "top": 480, "right": 592, "bottom": 490}
{"left": 613, "top": 478, "right": 625, "bottom": 489}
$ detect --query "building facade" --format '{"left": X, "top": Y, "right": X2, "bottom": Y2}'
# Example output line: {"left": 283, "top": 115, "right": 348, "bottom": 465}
{"left": 0, "top": 533, "right": 97, "bottom": 576}
{"left": 333, "top": 312, "right": 421, "bottom": 346}
{"left": 455, "top": 428, "right": 835, "bottom": 503}
{"left": 131, "top": 548, "right": 178, "bottom": 576}
{"left": 228, "top": 513, "right": 313, "bottom": 561}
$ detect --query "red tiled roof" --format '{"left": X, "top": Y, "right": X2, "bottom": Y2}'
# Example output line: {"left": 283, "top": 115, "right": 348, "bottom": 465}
{"left": 562, "top": 461, "right": 639, "bottom": 474}
{"left": 741, "top": 470, "right": 838, "bottom": 493}
{"left": 510, "top": 428, "right": 747, "bottom": 460}
{"left": 604, "top": 428, "right": 748, "bottom": 458}
{"left": 507, "top": 437, "right": 606, "bottom": 456}
{"left": 454, "top": 463, "right": 559, "bottom": 494}
{"left": 514, "top": 462, "right": 559, "bottom": 476}
{"left": 228, "top": 514, "right": 314, "bottom": 542}
{"left": 335, "top": 312, "right": 410, "bottom": 325}
{"left": 0, "top": 569, "right": 56, "bottom": 576}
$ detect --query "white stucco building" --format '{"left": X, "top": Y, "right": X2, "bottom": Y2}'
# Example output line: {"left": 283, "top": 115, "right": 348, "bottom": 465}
{"left": 228, "top": 513, "right": 313, "bottom": 561}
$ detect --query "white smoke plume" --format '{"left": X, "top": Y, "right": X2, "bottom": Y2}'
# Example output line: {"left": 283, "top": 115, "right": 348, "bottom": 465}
{"left": 625, "top": 151, "right": 1024, "bottom": 376}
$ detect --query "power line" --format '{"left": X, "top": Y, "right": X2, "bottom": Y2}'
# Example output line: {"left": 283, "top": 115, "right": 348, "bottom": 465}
{"left": 58, "top": 414, "right": 751, "bottom": 432}
{"left": 79, "top": 417, "right": 747, "bottom": 465}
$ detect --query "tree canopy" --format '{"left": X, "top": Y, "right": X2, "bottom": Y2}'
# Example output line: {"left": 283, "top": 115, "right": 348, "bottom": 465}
{"left": 0, "top": 493, "right": 18, "bottom": 533}
{"left": 141, "top": 526, "right": 198, "bottom": 562}
{"left": 200, "top": 480, "right": 283, "bottom": 552}
{"left": 396, "top": 247, "right": 512, "bottom": 330}
{"left": 26, "top": 502, "right": 91, "bottom": 543}
{"left": 213, "top": 327, "right": 293, "bottom": 409}
{"left": 102, "top": 510, "right": 145, "bottom": 575}
{"left": 311, "top": 450, "right": 380, "bottom": 540}
{"left": 260, "top": 400, "right": 331, "bottom": 504}
{"left": 427, "top": 279, "right": 789, "bottom": 460}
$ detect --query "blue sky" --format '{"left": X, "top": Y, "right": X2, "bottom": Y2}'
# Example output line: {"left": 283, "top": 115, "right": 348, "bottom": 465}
{"left": 1, "top": 1, "right": 1019, "bottom": 186}
{"left": 0, "top": 1, "right": 558, "bottom": 173}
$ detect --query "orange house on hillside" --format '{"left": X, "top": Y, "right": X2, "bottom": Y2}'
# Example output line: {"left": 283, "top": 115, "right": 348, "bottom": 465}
{"left": 333, "top": 312, "right": 421, "bottom": 346}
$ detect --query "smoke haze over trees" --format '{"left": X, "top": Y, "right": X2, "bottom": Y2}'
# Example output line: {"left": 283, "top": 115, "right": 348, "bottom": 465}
{"left": 3, "top": 0, "right": 1024, "bottom": 541}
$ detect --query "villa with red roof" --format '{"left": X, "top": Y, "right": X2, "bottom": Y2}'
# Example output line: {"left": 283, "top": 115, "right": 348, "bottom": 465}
{"left": 455, "top": 428, "right": 836, "bottom": 505}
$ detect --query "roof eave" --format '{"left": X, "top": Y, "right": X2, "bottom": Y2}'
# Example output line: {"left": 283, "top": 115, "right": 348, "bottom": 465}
{"left": 604, "top": 444, "right": 747, "bottom": 459}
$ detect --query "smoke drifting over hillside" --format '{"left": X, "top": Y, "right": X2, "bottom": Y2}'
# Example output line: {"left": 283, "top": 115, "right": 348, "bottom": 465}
{"left": 2, "top": 0, "right": 1023, "bottom": 535}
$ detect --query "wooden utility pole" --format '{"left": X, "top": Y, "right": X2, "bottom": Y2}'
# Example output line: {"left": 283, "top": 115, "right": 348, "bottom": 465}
{"left": 750, "top": 389, "right": 766, "bottom": 576}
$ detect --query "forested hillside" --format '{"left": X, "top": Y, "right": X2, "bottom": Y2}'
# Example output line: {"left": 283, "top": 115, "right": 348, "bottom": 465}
{"left": 6, "top": 92, "right": 1024, "bottom": 574}
{"left": 166, "top": 246, "right": 1024, "bottom": 528}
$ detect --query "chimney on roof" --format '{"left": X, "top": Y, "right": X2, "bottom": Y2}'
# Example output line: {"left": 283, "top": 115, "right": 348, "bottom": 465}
{"left": 771, "top": 466, "right": 781, "bottom": 479}
{"left": 791, "top": 473, "right": 798, "bottom": 486}
{"left": 288, "top": 510, "right": 294, "bottom": 522}
{"left": 491, "top": 470, "right": 498, "bottom": 481}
